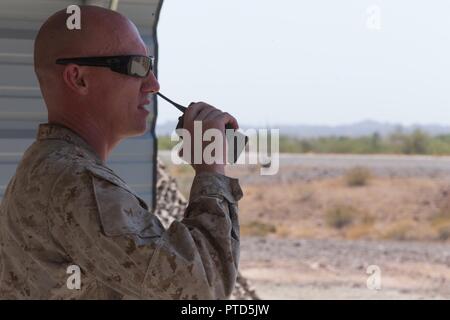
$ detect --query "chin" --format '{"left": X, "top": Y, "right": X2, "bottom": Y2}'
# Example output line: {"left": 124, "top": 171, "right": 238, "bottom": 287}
{"left": 134, "top": 119, "right": 149, "bottom": 136}
{"left": 123, "top": 110, "right": 150, "bottom": 137}
{"left": 128, "top": 125, "right": 147, "bottom": 137}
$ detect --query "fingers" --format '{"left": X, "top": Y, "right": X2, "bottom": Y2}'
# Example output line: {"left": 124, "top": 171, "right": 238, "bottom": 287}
{"left": 183, "top": 102, "right": 209, "bottom": 125}
{"left": 202, "top": 109, "right": 223, "bottom": 121}
{"left": 179, "top": 102, "right": 239, "bottom": 172}
{"left": 211, "top": 112, "right": 239, "bottom": 130}
{"left": 183, "top": 103, "right": 203, "bottom": 124}
{"left": 195, "top": 105, "right": 222, "bottom": 121}
{"left": 184, "top": 102, "right": 238, "bottom": 130}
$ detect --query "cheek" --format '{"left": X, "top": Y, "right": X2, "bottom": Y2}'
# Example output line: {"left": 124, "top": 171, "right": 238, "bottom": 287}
{"left": 105, "top": 82, "right": 140, "bottom": 110}
{"left": 113, "top": 78, "right": 141, "bottom": 103}
{"left": 90, "top": 71, "right": 142, "bottom": 113}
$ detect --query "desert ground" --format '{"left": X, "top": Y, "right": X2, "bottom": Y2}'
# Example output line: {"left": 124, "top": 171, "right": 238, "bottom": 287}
{"left": 159, "top": 151, "right": 450, "bottom": 299}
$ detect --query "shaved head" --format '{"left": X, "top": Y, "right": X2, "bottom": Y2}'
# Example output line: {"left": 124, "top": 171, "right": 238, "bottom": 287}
{"left": 33, "top": 5, "right": 159, "bottom": 161}
{"left": 34, "top": 6, "right": 142, "bottom": 89}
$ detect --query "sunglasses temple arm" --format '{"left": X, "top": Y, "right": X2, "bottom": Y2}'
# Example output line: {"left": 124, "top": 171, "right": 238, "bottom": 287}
{"left": 156, "top": 92, "right": 187, "bottom": 113}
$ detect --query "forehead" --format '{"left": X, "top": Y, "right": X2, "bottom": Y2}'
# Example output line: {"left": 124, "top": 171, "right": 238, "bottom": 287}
{"left": 114, "top": 36, "right": 148, "bottom": 56}
{"left": 110, "top": 20, "right": 148, "bottom": 55}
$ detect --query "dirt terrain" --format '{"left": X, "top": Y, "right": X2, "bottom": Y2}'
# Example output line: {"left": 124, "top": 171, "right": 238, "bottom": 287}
{"left": 159, "top": 152, "right": 450, "bottom": 299}
{"left": 240, "top": 236, "right": 450, "bottom": 299}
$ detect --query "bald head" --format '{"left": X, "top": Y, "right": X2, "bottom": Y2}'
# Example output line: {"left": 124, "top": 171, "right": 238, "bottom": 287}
{"left": 32, "top": 5, "right": 159, "bottom": 155}
{"left": 34, "top": 5, "right": 143, "bottom": 88}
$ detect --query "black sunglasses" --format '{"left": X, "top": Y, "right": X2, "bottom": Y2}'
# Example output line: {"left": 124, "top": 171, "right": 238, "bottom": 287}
{"left": 55, "top": 55, "right": 154, "bottom": 78}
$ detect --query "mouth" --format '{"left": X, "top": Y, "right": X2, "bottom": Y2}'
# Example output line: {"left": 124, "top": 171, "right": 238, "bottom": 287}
{"left": 138, "top": 99, "right": 151, "bottom": 112}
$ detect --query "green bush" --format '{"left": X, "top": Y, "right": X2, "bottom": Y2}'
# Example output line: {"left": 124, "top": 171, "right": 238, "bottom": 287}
{"left": 400, "top": 129, "right": 430, "bottom": 154}
{"left": 157, "top": 136, "right": 178, "bottom": 150}
{"left": 158, "top": 130, "right": 450, "bottom": 155}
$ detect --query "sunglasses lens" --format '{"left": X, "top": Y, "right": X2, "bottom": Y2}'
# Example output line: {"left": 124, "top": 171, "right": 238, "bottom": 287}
{"left": 129, "top": 56, "right": 152, "bottom": 77}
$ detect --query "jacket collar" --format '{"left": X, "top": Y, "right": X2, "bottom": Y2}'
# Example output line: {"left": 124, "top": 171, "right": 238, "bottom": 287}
{"left": 37, "top": 123, "right": 103, "bottom": 165}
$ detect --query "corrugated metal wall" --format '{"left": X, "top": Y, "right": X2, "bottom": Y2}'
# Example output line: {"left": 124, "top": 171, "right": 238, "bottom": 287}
{"left": 0, "top": 0, "right": 162, "bottom": 210}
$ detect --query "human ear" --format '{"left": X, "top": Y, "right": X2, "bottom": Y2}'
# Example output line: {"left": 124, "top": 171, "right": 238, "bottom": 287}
{"left": 62, "top": 64, "right": 88, "bottom": 95}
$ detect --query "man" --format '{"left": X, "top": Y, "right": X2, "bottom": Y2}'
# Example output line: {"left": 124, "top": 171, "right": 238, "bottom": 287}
{"left": 0, "top": 6, "right": 242, "bottom": 299}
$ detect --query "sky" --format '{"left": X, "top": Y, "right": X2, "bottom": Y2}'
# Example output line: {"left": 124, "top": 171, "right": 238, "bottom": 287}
{"left": 156, "top": 0, "right": 450, "bottom": 126}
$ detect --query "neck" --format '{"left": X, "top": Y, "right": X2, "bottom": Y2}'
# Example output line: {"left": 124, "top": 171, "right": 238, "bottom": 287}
{"left": 48, "top": 114, "right": 120, "bottom": 162}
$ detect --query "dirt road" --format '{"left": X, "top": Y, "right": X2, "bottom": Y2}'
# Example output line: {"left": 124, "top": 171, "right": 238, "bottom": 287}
{"left": 240, "top": 236, "right": 450, "bottom": 299}
{"left": 159, "top": 151, "right": 450, "bottom": 183}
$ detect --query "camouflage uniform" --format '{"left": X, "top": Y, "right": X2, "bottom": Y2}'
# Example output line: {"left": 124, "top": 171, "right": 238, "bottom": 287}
{"left": 0, "top": 123, "right": 243, "bottom": 299}
{"left": 153, "top": 160, "right": 259, "bottom": 300}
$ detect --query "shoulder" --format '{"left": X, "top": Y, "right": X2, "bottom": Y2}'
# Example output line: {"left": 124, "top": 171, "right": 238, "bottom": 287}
{"left": 49, "top": 160, "right": 136, "bottom": 206}
{"left": 49, "top": 158, "right": 161, "bottom": 242}
{"left": 19, "top": 138, "right": 95, "bottom": 182}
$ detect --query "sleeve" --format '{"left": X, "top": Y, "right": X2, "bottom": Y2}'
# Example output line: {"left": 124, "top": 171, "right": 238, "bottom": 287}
{"left": 47, "top": 165, "right": 243, "bottom": 300}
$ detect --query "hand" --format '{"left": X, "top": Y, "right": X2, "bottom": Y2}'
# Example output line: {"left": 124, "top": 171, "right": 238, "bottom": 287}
{"left": 181, "top": 101, "right": 239, "bottom": 175}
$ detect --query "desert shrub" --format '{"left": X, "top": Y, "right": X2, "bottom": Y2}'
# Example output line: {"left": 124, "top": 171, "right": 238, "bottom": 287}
{"left": 436, "top": 224, "right": 450, "bottom": 241}
{"left": 325, "top": 204, "right": 356, "bottom": 229}
{"left": 241, "top": 221, "right": 277, "bottom": 237}
{"left": 344, "top": 166, "right": 371, "bottom": 187}
{"left": 159, "top": 131, "right": 450, "bottom": 155}
{"left": 430, "top": 207, "right": 450, "bottom": 241}
{"left": 382, "top": 221, "right": 416, "bottom": 241}
{"left": 401, "top": 129, "right": 430, "bottom": 154}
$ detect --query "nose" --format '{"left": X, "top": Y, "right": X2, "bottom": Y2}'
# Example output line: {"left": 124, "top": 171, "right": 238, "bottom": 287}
{"left": 141, "top": 71, "right": 160, "bottom": 94}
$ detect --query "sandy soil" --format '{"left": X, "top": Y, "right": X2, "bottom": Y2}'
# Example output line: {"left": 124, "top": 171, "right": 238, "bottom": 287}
{"left": 159, "top": 152, "right": 450, "bottom": 299}
{"left": 240, "top": 236, "right": 450, "bottom": 299}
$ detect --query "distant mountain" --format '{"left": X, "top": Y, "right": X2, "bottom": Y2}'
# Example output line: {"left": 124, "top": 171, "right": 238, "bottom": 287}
{"left": 156, "top": 119, "right": 450, "bottom": 138}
